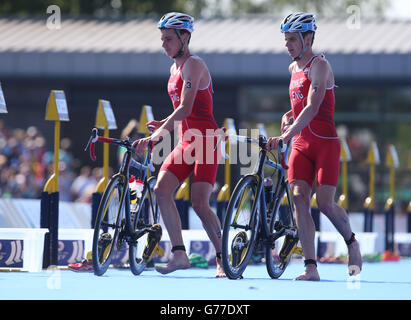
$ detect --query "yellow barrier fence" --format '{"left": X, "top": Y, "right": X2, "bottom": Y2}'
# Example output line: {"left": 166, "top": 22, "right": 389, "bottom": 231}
{"left": 91, "top": 99, "right": 117, "bottom": 227}
{"left": 41, "top": 90, "right": 69, "bottom": 268}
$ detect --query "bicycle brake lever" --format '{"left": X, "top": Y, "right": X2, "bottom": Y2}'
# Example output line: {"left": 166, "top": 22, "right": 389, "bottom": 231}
{"left": 147, "top": 125, "right": 156, "bottom": 135}
{"left": 279, "top": 140, "right": 287, "bottom": 153}
{"left": 278, "top": 139, "right": 289, "bottom": 169}
{"left": 84, "top": 128, "right": 98, "bottom": 151}
{"left": 214, "top": 127, "right": 227, "bottom": 152}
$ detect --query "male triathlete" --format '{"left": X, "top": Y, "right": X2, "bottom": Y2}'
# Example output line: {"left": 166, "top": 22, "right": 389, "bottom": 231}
{"left": 133, "top": 12, "right": 225, "bottom": 277}
{"left": 266, "top": 13, "right": 362, "bottom": 281}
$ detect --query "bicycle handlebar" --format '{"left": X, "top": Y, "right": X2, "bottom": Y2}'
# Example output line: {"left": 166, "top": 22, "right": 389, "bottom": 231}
{"left": 85, "top": 127, "right": 154, "bottom": 162}
{"left": 278, "top": 139, "right": 290, "bottom": 170}
{"left": 220, "top": 128, "right": 291, "bottom": 170}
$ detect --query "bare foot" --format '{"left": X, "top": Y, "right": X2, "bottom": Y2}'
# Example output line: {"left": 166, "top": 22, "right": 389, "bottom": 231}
{"left": 347, "top": 240, "right": 362, "bottom": 276}
{"left": 155, "top": 251, "right": 190, "bottom": 275}
{"left": 294, "top": 265, "right": 320, "bottom": 281}
{"left": 215, "top": 257, "right": 226, "bottom": 278}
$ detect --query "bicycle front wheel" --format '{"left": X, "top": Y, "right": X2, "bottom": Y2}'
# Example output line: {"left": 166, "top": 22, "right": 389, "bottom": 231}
{"left": 129, "top": 176, "right": 160, "bottom": 275}
{"left": 92, "top": 174, "right": 126, "bottom": 276}
{"left": 222, "top": 175, "right": 261, "bottom": 279}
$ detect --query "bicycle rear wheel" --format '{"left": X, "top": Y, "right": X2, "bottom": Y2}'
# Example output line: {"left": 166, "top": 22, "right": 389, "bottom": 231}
{"left": 222, "top": 175, "right": 261, "bottom": 279}
{"left": 265, "top": 184, "right": 297, "bottom": 279}
{"left": 129, "top": 176, "right": 160, "bottom": 275}
{"left": 92, "top": 174, "right": 126, "bottom": 276}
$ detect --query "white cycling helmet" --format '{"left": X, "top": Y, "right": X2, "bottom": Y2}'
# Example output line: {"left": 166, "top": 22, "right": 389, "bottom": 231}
{"left": 158, "top": 12, "right": 194, "bottom": 59}
{"left": 281, "top": 13, "right": 317, "bottom": 61}
{"left": 158, "top": 12, "right": 194, "bottom": 33}
{"left": 281, "top": 12, "right": 317, "bottom": 33}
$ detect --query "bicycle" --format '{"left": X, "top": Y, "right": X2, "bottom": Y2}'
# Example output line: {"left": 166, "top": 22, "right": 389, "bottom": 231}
{"left": 85, "top": 128, "right": 162, "bottom": 276}
{"left": 221, "top": 133, "right": 303, "bottom": 279}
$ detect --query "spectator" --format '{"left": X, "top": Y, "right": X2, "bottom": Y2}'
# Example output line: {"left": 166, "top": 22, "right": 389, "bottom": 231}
{"left": 0, "top": 122, "right": 95, "bottom": 202}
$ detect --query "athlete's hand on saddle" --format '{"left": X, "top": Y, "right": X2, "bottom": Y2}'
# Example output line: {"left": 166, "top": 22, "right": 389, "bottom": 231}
{"left": 132, "top": 137, "right": 151, "bottom": 155}
{"left": 266, "top": 136, "right": 285, "bottom": 151}
{"left": 266, "top": 114, "right": 293, "bottom": 151}
{"left": 146, "top": 120, "right": 164, "bottom": 132}
{"left": 131, "top": 121, "right": 164, "bottom": 155}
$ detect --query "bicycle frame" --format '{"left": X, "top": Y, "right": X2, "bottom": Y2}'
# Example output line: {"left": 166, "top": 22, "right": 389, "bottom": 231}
{"left": 222, "top": 128, "right": 299, "bottom": 279}
{"left": 87, "top": 128, "right": 156, "bottom": 242}
{"left": 118, "top": 146, "right": 157, "bottom": 243}
{"left": 247, "top": 136, "right": 295, "bottom": 247}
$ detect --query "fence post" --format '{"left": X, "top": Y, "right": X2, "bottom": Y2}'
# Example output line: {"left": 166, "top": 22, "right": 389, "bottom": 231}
{"left": 216, "top": 118, "right": 236, "bottom": 224}
{"left": 408, "top": 152, "right": 411, "bottom": 233}
{"left": 138, "top": 105, "right": 154, "bottom": 134}
{"left": 310, "top": 193, "right": 322, "bottom": 258}
{"left": 383, "top": 144, "right": 399, "bottom": 258}
{"left": 338, "top": 137, "right": 351, "bottom": 211}
{"left": 91, "top": 99, "right": 117, "bottom": 227}
{"left": 41, "top": 90, "right": 69, "bottom": 268}
{"left": 138, "top": 105, "right": 155, "bottom": 177}
{"left": 175, "top": 178, "right": 190, "bottom": 229}
{"left": 408, "top": 201, "right": 411, "bottom": 233}
{"left": 279, "top": 194, "right": 291, "bottom": 226}
{"left": 363, "top": 141, "right": 380, "bottom": 232}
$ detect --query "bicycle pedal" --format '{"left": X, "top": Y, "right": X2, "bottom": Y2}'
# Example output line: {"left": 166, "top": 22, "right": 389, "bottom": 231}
{"left": 279, "top": 235, "right": 299, "bottom": 264}
{"left": 142, "top": 224, "right": 162, "bottom": 262}
{"left": 147, "top": 223, "right": 162, "bottom": 235}
{"left": 292, "top": 246, "right": 304, "bottom": 256}
{"left": 153, "top": 243, "right": 164, "bottom": 257}
{"left": 231, "top": 231, "right": 248, "bottom": 267}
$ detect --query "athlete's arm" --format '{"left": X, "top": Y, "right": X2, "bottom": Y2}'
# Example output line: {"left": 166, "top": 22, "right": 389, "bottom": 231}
{"left": 266, "top": 58, "right": 330, "bottom": 151}
{"left": 152, "top": 57, "right": 206, "bottom": 138}
{"left": 281, "top": 110, "right": 294, "bottom": 133}
{"left": 133, "top": 58, "right": 206, "bottom": 154}
{"left": 280, "top": 63, "right": 295, "bottom": 132}
{"left": 281, "top": 59, "right": 329, "bottom": 143}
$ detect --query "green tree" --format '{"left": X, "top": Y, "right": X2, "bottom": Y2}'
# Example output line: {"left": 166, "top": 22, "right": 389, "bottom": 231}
{"left": 0, "top": 0, "right": 392, "bottom": 17}
{"left": 0, "top": 0, "right": 188, "bottom": 16}
{"left": 221, "top": 0, "right": 391, "bottom": 17}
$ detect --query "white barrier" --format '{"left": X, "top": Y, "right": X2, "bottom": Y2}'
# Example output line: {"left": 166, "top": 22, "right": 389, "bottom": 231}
{"left": 315, "top": 231, "right": 378, "bottom": 257}
{"left": 58, "top": 229, "right": 94, "bottom": 263}
{"left": 0, "top": 198, "right": 91, "bottom": 229}
{"left": 0, "top": 228, "right": 48, "bottom": 272}
{"left": 0, "top": 199, "right": 409, "bottom": 271}
{"left": 0, "top": 227, "right": 402, "bottom": 272}
{"left": 394, "top": 233, "right": 411, "bottom": 256}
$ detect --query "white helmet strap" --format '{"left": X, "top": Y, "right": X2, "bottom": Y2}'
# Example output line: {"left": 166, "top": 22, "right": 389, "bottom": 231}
{"left": 294, "top": 32, "right": 308, "bottom": 61}
{"left": 173, "top": 29, "right": 186, "bottom": 59}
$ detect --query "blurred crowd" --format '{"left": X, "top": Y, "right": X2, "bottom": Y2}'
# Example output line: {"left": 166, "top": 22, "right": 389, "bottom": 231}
{"left": 2, "top": 119, "right": 408, "bottom": 213}
{"left": 0, "top": 119, "right": 103, "bottom": 203}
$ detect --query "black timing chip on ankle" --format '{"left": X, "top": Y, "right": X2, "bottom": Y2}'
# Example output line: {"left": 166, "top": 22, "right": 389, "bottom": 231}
{"left": 171, "top": 245, "right": 186, "bottom": 253}
{"left": 304, "top": 259, "right": 317, "bottom": 267}
{"left": 345, "top": 232, "right": 356, "bottom": 246}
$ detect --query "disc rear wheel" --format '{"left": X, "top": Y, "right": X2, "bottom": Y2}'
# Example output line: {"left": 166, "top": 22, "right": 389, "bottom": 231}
{"left": 265, "top": 186, "right": 297, "bottom": 279}
{"left": 129, "top": 176, "right": 160, "bottom": 275}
